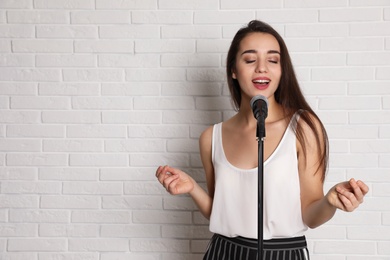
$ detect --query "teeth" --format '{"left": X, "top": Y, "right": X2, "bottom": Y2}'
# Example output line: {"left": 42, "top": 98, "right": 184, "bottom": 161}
{"left": 253, "top": 80, "right": 270, "bottom": 84}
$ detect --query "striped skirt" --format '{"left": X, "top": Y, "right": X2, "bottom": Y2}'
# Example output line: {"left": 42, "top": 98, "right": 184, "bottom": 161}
{"left": 203, "top": 234, "right": 309, "bottom": 260}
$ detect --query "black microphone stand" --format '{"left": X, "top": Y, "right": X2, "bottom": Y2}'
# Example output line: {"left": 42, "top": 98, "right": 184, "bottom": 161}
{"left": 256, "top": 116, "right": 266, "bottom": 260}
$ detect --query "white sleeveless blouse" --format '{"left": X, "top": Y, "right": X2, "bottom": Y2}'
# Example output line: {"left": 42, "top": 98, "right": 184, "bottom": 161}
{"left": 209, "top": 115, "right": 308, "bottom": 239}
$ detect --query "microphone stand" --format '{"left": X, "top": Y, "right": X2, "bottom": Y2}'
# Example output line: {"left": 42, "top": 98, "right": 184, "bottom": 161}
{"left": 256, "top": 116, "right": 266, "bottom": 260}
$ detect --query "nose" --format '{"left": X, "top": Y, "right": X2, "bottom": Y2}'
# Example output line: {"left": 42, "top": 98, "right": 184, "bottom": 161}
{"left": 255, "top": 59, "right": 267, "bottom": 73}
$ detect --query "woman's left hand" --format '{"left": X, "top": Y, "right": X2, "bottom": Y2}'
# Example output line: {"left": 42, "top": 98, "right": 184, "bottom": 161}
{"left": 327, "top": 178, "right": 369, "bottom": 212}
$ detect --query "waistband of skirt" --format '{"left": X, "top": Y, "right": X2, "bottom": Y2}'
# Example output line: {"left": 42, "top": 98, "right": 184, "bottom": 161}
{"left": 215, "top": 234, "right": 307, "bottom": 250}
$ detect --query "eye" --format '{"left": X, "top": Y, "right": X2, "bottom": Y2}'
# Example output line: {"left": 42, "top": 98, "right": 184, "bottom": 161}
{"left": 268, "top": 59, "right": 279, "bottom": 64}
{"left": 245, "top": 60, "right": 256, "bottom": 64}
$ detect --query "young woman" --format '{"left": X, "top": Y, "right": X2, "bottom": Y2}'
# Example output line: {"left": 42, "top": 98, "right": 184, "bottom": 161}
{"left": 155, "top": 20, "right": 369, "bottom": 260}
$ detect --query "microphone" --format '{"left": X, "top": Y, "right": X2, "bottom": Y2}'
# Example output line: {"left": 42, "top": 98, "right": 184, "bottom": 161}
{"left": 250, "top": 95, "right": 268, "bottom": 121}
{"left": 250, "top": 95, "right": 268, "bottom": 138}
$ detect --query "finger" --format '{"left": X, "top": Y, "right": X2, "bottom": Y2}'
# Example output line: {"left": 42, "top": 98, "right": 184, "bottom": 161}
{"left": 336, "top": 184, "right": 359, "bottom": 208}
{"left": 337, "top": 193, "right": 355, "bottom": 212}
{"left": 166, "top": 176, "right": 180, "bottom": 194}
{"left": 156, "top": 165, "right": 170, "bottom": 184}
{"left": 163, "top": 174, "right": 179, "bottom": 190}
{"left": 357, "top": 180, "right": 369, "bottom": 195}
{"left": 349, "top": 178, "right": 365, "bottom": 203}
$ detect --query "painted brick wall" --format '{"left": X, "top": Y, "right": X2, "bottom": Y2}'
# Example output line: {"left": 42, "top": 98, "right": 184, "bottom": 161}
{"left": 0, "top": 1, "right": 389, "bottom": 259}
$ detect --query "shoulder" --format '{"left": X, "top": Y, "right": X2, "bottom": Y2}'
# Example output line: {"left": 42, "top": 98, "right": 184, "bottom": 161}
{"left": 199, "top": 124, "right": 215, "bottom": 153}
{"left": 295, "top": 110, "right": 326, "bottom": 140}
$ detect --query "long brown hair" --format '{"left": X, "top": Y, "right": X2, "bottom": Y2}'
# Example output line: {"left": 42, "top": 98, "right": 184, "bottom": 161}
{"left": 226, "top": 20, "right": 329, "bottom": 180}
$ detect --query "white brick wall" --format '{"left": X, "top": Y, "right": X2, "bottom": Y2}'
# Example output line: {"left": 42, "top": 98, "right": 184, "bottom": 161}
{"left": 0, "top": 1, "right": 389, "bottom": 259}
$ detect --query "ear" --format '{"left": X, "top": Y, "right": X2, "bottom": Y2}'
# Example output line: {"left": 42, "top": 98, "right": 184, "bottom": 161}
{"left": 232, "top": 70, "right": 237, "bottom": 79}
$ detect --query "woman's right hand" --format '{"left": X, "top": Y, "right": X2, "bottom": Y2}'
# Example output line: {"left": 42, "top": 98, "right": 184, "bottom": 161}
{"left": 155, "top": 165, "right": 195, "bottom": 195}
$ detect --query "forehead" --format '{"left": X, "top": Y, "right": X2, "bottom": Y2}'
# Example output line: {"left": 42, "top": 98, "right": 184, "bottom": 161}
{"left": 238, "top": 32, "right": 280, "bottom": 53}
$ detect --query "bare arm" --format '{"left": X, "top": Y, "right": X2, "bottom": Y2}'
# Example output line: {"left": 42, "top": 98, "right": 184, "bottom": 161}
{"left": 298, "top": 115, "right": 369, "bottom": 228}
{"left": 155, "top": 125, "right": 215, "bottom": 220}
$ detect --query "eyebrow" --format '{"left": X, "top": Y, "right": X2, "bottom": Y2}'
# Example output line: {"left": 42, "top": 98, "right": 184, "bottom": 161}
{"left": 241, "top": 49, "right": 281, "bottom": 56}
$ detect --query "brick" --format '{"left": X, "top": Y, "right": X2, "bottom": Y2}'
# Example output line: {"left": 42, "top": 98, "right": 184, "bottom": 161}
{"left": 256, "top": 9, "right": 318, "bottom": 23}
{"left": 72, "top": 97, "right": 133, "bottom": 110}
{"left": 0, "top": 54, "right": 34, "bottom": 67}
{"left": 34, "top": 0, "right": 95, "bottom": 9}
{"left": 195, "top": 97, "right": 235, "bottom": 110}
{"left": 0, "top": 168, "right": 37, "bottom": 181}
{"left": 318, "top": 96, "right": 380, "bottom": 110}
{"left": 71, "top": 11, "right": 130, "bottom": 24}
{"left": 99, "top": 25, "right": 159, "bottom": 39}
{"left": 96, "top": 0, "right": 157, "bottom": 9}
{"left": 132, "top": 11, "right": 192, "bottom": 24}
{"left": 101, "top": 82, "right": 159, "bottom": 96}
{"left": 161, "top": 54, "right": 220, "bottom": 67}
{"left": 36, "top": 54, "right": 96, "bottom": 67}
{"left": 162, "top": 225, "right": 211, "bottom": 239}
{"left": 377, "top": 67, "right": 390, "bottom": 80}
{"left": 10, "top": 96, "right": 71, "bottom": 109}
{"left": 1, "top": 181, "right": 61, "bottom": 194}
{"left": 9, "top": 209, "right": 70, "bottom": 223}
{"left": 6, "top": 153, "right": 68, "bottom": 166}
{"left": 314, "top": 240, "right": 375, "bottom": 254}
{"left": 134, "top": 97, "right": 194, "bottom": 110}
{"left": 0, "top": 0, "right": 32, "bottom": 8}
{"left": 72, "top": 210, "right": 130, "bottom": 223}
{"left": 326, "top": 125, "right": 378, "bottom": 139}
{"left": 130, "top": 153, "right": 189, "bottom": 167}
{"left": 0, "top": 39, "right": 11, "bottom": 52}
{"left": 42, "top": 111, "right": 101, "bottom": 123}
{"left": 102, "top": 196, "right": 162, "bottom": 210}
{"left": 221, "top": 0, "right": 281, "bottom": 9}
{"left": 63, "top": 69, "right": 124, "bottom": 82}
{"left": 39, "top": 168, "right": 98, "bottom": 181}
{"left": 75, "top": 40, "right": 134, "bottom": 53}
{"left": 0, "top": 68, "right": 60, "bottom": 81}
{"left": 350, "top": 22, "right": 390, "bottom": 36}
{"left": 350, "top": 0, "right": 390, "bottom": 6}
{"left": 7, "top": 238, "right": 67, "bottom": 252}
{"left": 40, "top": 196, "right": 100, "bottom": 209}
{"left": 7, "top": 11, "right": 69, "bottom": 24}
{"left": 37, "top": 25, "right": 98, "bottom": 39}
{"left": 63, "top": 182, "right": 123, "bottom": 195}
{"left": 320, "top": 8, "right": 382, "bottom": 22}
{"left": 39, "top": 83, "right": 99, "bottom": 96}
{"left": 0, "top": 195, "right": 39, "bottom": 209}
{"left": 128, "top": 125, "right": 189, "bottom": 138}
{"left": 320, "top": 37, "right": 383, "bottom": 51}
{"left": 286, "top": 24, "right": 349, "bottom": 37}
{"left": 159, "top": 0, "right": 217, "bottom": 10}
{"left": 126, "top": 68, "right": 186, "bottom": 82}
{"left": 312, "top": 67, "right": 374, "bottom": 81}
{"left": 130, "top": 238, "right": 189, "bottom": 252}
{"left": 69, "top": 154, "right": 128, "bottom": 167}
{"left": 285, "top": 0, "right": 348, "bottom": 8}
{"left": 135, "top": 39, "right": 195, "bottom": 53}
{"left": 40, "top": 253, "right": 97, "bottom": 260}
{"left": 0, "top": 25, "right": 35, "bottom": 38}
{"left": 161, "top": 25, "right": 221, "bottom": 39}
{"left": 161, "top": 82, "right": 221, "bottom": 96}
{"left": 6, "top": 125, "right": 64, "bottom": 138}
{"left": 105, "top": 139, "right": 165, "bottom": 152}
{"left": 43, "top": 139, "right": 103, "bottom": 152}
{"left": 98, "top": 54, "right": 159, "bottom": 68}
{"left": 102, "top": 111, "right": 161, "bottom": 124}
{"left": 67, "top": 125, "right": 126, "bottom": 138}
{"left": 101, "top": 225, "right": 160, "bottom": 238}
{"left": 0, "top": 223, "right": 36, "bottom": 237}
{"left": 133, "top": 211, "right": 192, "bottom": 224}
{"left": 68, "top": 238, "right": 129, "bottom": 252}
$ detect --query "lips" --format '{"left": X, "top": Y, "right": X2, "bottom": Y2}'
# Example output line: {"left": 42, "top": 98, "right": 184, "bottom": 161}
{"left": 252, "top": 77, "right": 270, "bottom": 90}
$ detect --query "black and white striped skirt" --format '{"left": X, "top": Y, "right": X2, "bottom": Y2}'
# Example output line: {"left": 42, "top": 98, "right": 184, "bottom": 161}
{"left": 203, "top": 234, "right": 309, "bottom": 260}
